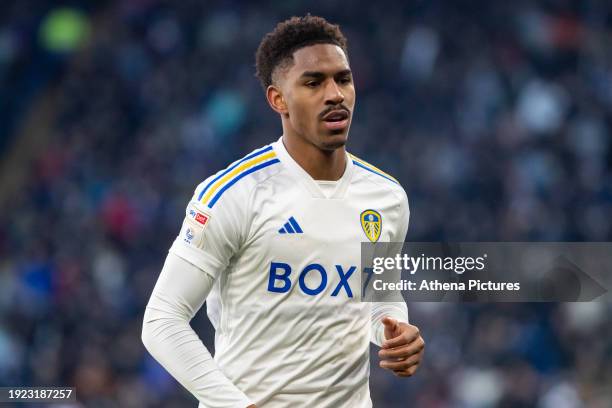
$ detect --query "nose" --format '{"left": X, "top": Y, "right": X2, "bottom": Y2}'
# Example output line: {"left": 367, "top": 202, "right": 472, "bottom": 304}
{"left": 324, "top": 80, "right": 344, "bottom": 105}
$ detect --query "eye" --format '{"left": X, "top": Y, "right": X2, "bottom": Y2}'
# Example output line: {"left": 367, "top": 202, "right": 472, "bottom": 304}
{"left": 305, "top": 81, "right": 319, "bottom": 88}
{"left": 338, "top": 76, "right": 352, "bottom": 85}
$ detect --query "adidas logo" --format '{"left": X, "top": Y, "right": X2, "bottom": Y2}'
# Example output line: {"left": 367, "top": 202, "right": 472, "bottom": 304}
{"left": 278, "top": 216, "right": 303, "bottom": 234}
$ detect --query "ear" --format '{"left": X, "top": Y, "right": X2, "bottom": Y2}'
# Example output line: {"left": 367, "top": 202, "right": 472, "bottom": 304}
{"left": 266, "top": 85, "right": 288, "bottom": 115}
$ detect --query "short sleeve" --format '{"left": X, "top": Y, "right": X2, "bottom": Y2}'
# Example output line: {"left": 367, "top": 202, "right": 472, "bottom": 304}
{"left": 374, "top": 188, "right": 410, "bottom": 302}
{"left": 387, "top": 189, "right": 410, "bottom": 278}
{"left": 394, "top": 188, "right": 410, "bottom": 243}
{"left": 169, "top": 181, "right": 248, "bottom": 280}
{"left": 385, "top": 187, "right": 410, "bottom": 258}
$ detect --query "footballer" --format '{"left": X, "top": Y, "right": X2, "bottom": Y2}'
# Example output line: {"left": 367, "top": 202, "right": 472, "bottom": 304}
{"left": 142, "top": 15, "right": 425, "bottom": 408}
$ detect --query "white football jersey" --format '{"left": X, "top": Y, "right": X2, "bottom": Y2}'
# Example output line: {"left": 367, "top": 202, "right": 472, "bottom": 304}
{"left": 169, "top": 138, "right": 409, "bottom": 408}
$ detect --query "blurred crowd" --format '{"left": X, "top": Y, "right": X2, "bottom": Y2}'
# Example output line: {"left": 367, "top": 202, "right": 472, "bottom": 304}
{"left": 0, "top": 0, "right": 611, "bottom": 407}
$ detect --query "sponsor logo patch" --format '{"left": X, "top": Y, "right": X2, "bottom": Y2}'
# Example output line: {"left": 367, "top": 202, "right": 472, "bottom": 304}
{"left": 195, "top": 212, "right": 209, "bottom": 226}
{"left": 181, "top": 203, "right": 212, "bottom": 248}
{"left": 187, "top": 205, "right": 211, "bottom": 227}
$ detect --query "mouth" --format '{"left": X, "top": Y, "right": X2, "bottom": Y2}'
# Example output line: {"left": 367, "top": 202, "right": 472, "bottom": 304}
{"left": 321, "top": 109, "right": 350, "bottom": 131}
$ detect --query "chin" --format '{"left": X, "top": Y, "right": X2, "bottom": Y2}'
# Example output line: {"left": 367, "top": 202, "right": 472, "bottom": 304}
{"left": 320, "top": 131, "right": 348, "bottom": 150}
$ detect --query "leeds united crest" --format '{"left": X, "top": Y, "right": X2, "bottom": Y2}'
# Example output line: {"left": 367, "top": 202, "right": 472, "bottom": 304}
{"left": 360, "top": 209, "right": 382, "bottom": 242}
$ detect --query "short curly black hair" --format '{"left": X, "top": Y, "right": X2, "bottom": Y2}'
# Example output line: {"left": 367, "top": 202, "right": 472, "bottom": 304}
{"left": 255, "top": 15, "right": 348, "bottom": 90}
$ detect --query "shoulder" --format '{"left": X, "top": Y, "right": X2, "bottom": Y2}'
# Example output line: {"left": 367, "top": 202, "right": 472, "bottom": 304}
{"left": 193, "top": 144, "right": 283, "bottom": 211}
{"left": 349, "top": 152, "right": 408, "bottom": 206}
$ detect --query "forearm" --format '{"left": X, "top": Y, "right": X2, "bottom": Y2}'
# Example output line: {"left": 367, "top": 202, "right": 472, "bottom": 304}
{"left": 142, "top": 253, "right": 252, "bottom": 407}
{"left": 370, "top": 302, "right": 409, "bottom": 346}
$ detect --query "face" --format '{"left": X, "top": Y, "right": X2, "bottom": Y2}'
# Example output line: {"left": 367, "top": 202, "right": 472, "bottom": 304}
{"left": 270, "top": 43, "right": 355, "bottom": 151}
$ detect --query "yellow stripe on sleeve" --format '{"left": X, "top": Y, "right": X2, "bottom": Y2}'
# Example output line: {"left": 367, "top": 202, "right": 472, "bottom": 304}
{"left": 200, "top": 151, "right": 277, "bottom": 205}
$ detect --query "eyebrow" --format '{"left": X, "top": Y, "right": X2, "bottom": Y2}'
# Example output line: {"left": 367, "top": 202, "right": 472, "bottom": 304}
{"left": 300, "top": 69, "right": 352, "bottom": 79}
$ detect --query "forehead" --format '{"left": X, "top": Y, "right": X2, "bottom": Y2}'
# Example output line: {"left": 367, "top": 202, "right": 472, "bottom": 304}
{"left": 288, "top": 43, "right": 350, "bottom": 76}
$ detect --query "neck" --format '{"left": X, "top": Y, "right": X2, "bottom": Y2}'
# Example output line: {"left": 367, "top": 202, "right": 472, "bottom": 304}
{"left": 281, "top": 133, "right": 346, "bottom": 181}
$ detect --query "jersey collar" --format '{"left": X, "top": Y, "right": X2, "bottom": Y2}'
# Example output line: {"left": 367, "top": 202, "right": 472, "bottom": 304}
{"left": 272, "top": 137, "right": 354, "bottom": 199}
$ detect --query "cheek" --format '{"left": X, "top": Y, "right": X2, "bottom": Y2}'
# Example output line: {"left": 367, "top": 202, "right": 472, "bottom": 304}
{"left": 345, "top": 86, "right": 356, "bottom": 107}
{"left": 288, "top": 97, "right": 318, "bottom": 128}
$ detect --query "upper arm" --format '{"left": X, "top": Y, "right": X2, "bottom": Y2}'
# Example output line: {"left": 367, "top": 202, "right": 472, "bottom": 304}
{"left": 144, "top": 252, "right": 216, "bottom": 322}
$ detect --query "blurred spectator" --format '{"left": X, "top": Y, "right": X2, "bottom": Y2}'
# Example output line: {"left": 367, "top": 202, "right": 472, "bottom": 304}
{"left": 39, "top": 7, "right": 90, "bottom": 54}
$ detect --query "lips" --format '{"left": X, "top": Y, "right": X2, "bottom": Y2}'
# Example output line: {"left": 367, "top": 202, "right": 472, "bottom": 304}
{"left": 322, "top": 110, "right": 349, "bottom": 122}
{"left": 322, "top": 109, "right": 350, "bottom": 131}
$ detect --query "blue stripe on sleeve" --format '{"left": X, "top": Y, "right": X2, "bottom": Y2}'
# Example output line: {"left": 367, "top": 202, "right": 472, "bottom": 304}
{"left": 197, "top": 145, "right": 273, "bottom": 201}
{"left": 207, "top": 158, "right": 280, "bottom": 208}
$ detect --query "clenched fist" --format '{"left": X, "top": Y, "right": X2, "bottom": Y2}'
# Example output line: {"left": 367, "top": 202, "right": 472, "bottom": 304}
{"left": 378, "top": 317, "right": 425, "bottom": 377}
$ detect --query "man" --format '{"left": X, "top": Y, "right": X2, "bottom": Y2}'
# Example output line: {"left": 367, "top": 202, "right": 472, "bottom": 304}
{"left": 142, "top": 15, "right": 424, "bottom": 408}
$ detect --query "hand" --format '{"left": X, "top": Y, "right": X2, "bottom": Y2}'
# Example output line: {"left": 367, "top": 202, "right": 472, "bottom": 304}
{"left": 378, "top": 317, "right": 425, "bottom": 377}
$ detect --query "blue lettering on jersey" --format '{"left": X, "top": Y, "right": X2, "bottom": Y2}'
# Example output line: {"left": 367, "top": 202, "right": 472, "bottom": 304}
{"left": 267, "top": 262, "right": 356, "bottom": 298}
{"left": 331, "top": 265, "right": 356, "bottom": 297}
{"left": 298, "top": 263, "right": 327, "bottom": 295}
{"left": 268, "top": 262, "right": 292, "bottom": 293}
